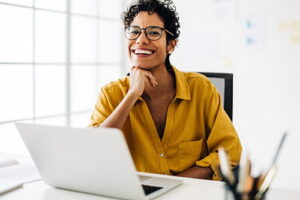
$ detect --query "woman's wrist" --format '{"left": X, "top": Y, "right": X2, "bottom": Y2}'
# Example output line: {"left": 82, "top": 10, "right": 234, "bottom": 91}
{"left": 176, "top": 166, "right": 213, "bottom": 180}
{"left": 127, "top": 89, "right": 141, "bottom": 100}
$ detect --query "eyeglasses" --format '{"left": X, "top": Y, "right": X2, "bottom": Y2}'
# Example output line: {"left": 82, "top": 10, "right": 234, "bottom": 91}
{"left": 125, "top": 26, "right": 175, "bottom": 41}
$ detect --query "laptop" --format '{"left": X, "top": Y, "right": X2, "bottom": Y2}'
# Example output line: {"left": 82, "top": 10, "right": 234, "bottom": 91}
{"left": 15, "top": 123, "right": 182, "bottom": 200}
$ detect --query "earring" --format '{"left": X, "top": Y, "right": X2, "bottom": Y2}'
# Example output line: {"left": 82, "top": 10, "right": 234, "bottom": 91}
{"left": 168, "top": 50, "right": 173, "bottom": 54}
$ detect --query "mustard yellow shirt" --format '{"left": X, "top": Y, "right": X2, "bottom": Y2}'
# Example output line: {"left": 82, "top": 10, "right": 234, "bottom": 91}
{"left": 89, "top": 66, "right": 242, "bottom": 180}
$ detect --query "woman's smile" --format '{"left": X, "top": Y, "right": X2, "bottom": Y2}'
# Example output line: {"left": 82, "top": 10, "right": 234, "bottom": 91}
{"left": 131, "top": 48, "right": 156, "bottom": 58}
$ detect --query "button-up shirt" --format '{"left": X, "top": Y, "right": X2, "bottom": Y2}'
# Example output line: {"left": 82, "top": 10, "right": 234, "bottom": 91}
{"left": 89, "top": 66, "right": 242, "bottom": 180}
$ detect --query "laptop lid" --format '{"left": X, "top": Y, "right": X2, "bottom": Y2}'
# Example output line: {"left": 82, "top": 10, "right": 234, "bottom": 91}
{"left": 16, "top": 123, "right": 147, "bottom": 200}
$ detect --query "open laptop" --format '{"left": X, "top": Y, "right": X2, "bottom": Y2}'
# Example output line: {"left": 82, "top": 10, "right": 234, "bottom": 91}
{"left": 15, "top": 123, "right": 182, "bottom": 200}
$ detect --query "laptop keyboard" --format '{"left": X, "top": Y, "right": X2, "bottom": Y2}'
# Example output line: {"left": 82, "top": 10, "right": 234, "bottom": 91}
{"left": 142, "top": 184, "right": 163, "bottom": 195}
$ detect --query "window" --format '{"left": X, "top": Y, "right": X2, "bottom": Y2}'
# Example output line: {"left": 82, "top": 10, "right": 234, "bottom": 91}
{"left": 0, "top": 0, "right": 126, "bottom": 154}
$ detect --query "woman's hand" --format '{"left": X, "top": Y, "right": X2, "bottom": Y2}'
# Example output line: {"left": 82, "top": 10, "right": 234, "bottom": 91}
{"left": 128, "top": 67, "right": 158, "bottom": 97}
{"left": 99, "top": 67, "right": 157, "bottom": 129}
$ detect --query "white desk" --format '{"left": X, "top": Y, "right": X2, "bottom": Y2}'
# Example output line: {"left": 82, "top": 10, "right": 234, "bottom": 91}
{"left": 1, "top": 172, "right": 300, "bottom": 200}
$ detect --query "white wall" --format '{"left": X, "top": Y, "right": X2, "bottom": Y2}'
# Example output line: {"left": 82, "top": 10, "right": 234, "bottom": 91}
{"left": 173, "top": 0, "right": 300, "bottom": 191}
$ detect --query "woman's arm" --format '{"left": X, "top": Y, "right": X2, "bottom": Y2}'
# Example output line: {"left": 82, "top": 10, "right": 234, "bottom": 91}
{"left": 99, "top": 91, "right": 138, "bottom": 129}
{"left": 176, "top": 166, "right": 213, "bottom": 180}
{"left": 99, "top": 67, "right": 157, "bottom": 129}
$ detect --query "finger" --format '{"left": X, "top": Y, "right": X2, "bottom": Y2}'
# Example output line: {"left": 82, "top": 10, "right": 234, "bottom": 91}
{"left": 142, "top": 76, "right": 154, "bottom": 88}
{"left": 143, "top": 72, "right": 158, "bottom": 87}
{"left": 128, "top": 66, "right": 137, "bottom": 76}
{"left": 130, "top": 67, "right": 139, "bottom": 79}
{"left": 147, "top": 76, "right": 157, "bottom": 87}
{"left": 144, "top": 76, "right": 152, "bottom": 87}
{"left": 132, "top": 67, "right": 157, "bottom": 87}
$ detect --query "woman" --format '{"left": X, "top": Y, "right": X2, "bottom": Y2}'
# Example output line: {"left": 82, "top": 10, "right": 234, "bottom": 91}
{"left": 90, "top": 0, "right": 241, "bottom": 180}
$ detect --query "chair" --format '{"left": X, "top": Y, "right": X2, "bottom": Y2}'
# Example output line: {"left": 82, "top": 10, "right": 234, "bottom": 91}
{"left": 197, "top": 72, "right": 233, "bottom": 120}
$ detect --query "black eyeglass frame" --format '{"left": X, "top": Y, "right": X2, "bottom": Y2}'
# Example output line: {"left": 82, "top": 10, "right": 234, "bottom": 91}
{"left": 125, "top": 25, "right": 175, "bottom": 41}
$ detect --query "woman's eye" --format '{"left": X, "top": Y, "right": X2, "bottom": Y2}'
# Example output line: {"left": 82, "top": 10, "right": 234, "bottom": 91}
{"left": 148, "top": 31, "right": 160, "bottom": 36}
{"left": 130, "top": 30, "right": 140, "bottom": 35}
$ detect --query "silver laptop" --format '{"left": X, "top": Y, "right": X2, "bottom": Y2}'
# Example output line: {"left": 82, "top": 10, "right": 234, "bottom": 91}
{"left": 15, "top": 123, "right": 182, "bottom": 200}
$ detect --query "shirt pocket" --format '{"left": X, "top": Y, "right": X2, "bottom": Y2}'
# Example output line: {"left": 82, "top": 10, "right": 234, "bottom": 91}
{"left": 178, "top": 139, "right": 203, "bottom": 171}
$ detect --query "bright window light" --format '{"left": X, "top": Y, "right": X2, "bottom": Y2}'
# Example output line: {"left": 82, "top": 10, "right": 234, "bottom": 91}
{"left": 70, "top": 113, "right": 91, "bottom": 128}
{"left": 35, "top": 0, "right": 66, "bottom": 11}
{"left": 0, "top": 65, "right": 33, "bottom": 122}
{"left": 71, "top": 16, "right": 98, "bottom": 63}
{"left": 1, "top": 0, "right": 32, "bottom": 6}
{"left": 97, "top": 65, "right": 122, "bottom": 88}
{"left": 72, "top": 0, "right": 98, "bottom": 16}
{"left": 99, "top": 0, "right": 121, "bottom": 19}
{"left": 0, "top": 5, "right": 33, "bottom": 63}
{"left": 99, "top": 20, "right": 122, "bottom": 63}
{"left": 71, "top": 65, "right": 98, "bottom": 113}
{"left": 0, "top": 0, "right": 125, "bottom": 154}
{"left": 35, "top": 11, "right": 66, "bottom": 63}
{"left": 35, "top": 65, "right": 66, "bottom": 117}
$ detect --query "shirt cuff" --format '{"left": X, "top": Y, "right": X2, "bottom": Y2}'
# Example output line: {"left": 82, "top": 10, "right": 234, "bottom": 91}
{"left": 196, "top": 152, "right": 221, "bottom": 181}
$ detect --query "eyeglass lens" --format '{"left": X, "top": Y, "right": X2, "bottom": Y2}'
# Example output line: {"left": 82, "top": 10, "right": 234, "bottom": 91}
{"left": 126, "top": 26, "right": 163, "bottom": 41}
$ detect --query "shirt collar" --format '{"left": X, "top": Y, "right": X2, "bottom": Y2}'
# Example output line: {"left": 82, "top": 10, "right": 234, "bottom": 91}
{"left": 172, "top": 65, "right": 191, "bottom": 100}
{"left": 135, "top": 65, "right": 191, "bottom": 101}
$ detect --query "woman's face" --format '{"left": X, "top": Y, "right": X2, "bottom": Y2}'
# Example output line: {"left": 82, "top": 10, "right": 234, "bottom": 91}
{"left": 127, "top": 11, "right": 174, "bottom": 70}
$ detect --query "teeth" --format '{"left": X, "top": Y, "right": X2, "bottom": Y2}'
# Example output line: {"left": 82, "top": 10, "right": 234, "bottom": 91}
{"left": 134, "top": 49, "right": 153, "bottom": 55}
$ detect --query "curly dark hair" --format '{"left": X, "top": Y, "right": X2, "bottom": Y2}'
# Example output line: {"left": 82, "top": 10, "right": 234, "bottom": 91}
{"left": 122, "top": 0, "right": 180, "bottom": 42}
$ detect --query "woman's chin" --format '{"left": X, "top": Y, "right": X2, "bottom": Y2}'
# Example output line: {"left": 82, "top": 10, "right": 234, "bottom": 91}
{"left": 131, "top": 61, "right": 153, "bottom": 69}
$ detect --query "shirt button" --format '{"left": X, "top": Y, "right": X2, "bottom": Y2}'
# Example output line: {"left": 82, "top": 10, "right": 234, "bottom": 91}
{"left": 160, "top": 153, "right": 164, "bottom": 157}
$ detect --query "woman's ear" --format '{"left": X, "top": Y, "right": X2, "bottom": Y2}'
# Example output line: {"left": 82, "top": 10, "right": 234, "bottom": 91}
{"left": 167, "top": 40, "right": 177, "bottom": 54}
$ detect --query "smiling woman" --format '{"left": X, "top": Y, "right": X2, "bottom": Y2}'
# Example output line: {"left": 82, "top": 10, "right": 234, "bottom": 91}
{"left": 89, "top": 0, "right": 242, "bottom": 181}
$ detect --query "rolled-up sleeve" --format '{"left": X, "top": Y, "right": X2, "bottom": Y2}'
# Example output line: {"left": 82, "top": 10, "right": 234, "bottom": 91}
{"left": 196, "top": 86, "right": 242, "bottom": 180}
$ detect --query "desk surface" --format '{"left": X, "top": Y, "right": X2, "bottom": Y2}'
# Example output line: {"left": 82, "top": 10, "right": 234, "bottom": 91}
{"left": 1, "top": 172, "right": 300, "bottom": 200}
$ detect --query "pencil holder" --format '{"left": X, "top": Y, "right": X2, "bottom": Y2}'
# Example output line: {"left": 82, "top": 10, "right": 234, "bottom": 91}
{"left": 219, "top": 133, "right": 287, "bottom": 200}
{"left": 223, "top": 178, "right": 268, "bottom": 200}
{"left": 225, "top": 189, "right": 268, "bottom": 200}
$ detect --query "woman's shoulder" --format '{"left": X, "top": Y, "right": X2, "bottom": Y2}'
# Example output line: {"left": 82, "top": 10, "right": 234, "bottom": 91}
{"left": 180, "top": 72, "right": 218, "bottom": 100}
{"left": 100, "top": 76, "right": 129, "bottom": 95}
{"left": 182, "top": 72, "right": 213, "bottom": 87}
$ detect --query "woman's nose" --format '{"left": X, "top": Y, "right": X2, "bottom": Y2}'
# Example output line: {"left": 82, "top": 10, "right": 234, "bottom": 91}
{"left": 136, "top": 30, "right": 149, "bottom": 44}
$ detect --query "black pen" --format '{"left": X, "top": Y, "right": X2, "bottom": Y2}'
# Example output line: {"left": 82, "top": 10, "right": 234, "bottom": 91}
{"left": 255, "top": 132, "right": 288, "bottom": 199}
{"left": 255, "top": 166, "right": 277, "bottom": 199}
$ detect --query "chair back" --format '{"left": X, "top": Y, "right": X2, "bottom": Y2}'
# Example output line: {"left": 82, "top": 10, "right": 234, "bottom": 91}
{"left": 198, "top": 72, "right": 233, "bottom": 120}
